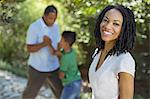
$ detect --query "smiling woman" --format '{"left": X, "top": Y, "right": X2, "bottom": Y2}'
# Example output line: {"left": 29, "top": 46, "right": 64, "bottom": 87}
{"left": 89, "top": 5, "right": 136, "bottom": 99}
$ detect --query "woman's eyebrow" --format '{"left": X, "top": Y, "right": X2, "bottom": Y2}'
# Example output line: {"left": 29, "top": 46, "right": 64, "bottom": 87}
{"left": 114, "top": 20, "right": 121, "bottom": 23}
{"left": 105, "top": 16, "right": 122, "bottom": 23}
{"left": 104, "top": 16, "right": 109, "bottom": 19}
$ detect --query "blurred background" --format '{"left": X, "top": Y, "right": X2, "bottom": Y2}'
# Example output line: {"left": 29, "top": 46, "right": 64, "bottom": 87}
{"left": 0, "top": 0, "right": 149, "bottom": 99}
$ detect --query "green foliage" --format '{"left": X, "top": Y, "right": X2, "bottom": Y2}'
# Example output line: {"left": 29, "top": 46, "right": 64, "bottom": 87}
{"left": 0, "top": 1, "right": 29, "bottom": 72}
{"left": 0, "top": 59, "right": 27, "bottom": 77}
{"left": 134, "top": 94, "right": 144, "bottom": 99}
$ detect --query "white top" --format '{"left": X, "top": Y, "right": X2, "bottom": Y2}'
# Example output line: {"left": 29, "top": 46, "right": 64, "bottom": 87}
{"left": 26, "top": 18, "right": 61, "bottom": 72}
{"left": 89, "top": 50, "right": 135, "bottom": 99}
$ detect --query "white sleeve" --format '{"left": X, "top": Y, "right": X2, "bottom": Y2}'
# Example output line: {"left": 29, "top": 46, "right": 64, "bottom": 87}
{"left": 26, "top": 24, "right": 38, "bottom": 44}
{"left": 115, "top": 55, "right": 135, "bottom": 77}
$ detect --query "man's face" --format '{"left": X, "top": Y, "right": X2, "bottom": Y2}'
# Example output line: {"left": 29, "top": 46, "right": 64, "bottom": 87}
{"left": 43, "top": 12, "right": 57, "bottom": 26}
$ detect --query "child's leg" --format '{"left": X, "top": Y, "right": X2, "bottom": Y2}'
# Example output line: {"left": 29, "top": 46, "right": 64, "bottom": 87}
{"left": 47, "top": 68, "right": 63, "bottom": 99}
{"left": 61, "top": 80, "right": 82, "bottom": 99}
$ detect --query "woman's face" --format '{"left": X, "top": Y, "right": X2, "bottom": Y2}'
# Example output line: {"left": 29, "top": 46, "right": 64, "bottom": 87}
{"left": 100, "top": 9, "right": 123, "bottom": 43}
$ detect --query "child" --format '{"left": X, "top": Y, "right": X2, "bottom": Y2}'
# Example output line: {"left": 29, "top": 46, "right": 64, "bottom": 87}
{"left": 56, "top": 31, "right": 81, "bottom": 99}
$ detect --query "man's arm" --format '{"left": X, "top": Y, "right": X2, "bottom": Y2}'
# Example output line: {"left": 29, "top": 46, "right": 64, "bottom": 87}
{"left": 27, "top": 42, "right": 47, "bottom": 53}
{"left": 26, "top": 24, "right": 47, "bottom": 53}
{"left": 27, "top": 35, "right": 55, "bottom": 53}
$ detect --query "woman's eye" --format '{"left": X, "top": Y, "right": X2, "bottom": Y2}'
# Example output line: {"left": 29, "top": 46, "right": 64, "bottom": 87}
{"left": 103, "top": 18, "right": 108, "bottom": 22}
{"left": 113, "top": 23, "right": 119, "bottom": 26}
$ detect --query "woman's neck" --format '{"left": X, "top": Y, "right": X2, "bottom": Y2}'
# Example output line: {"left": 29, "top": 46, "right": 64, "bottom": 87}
{"left": 104, "top": 41, "right": 116, "bottom": 53}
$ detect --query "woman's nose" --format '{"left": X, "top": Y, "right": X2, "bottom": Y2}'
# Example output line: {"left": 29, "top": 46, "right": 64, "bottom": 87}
{"left": 105, "top": 22, "right": 113, "bottom": 30}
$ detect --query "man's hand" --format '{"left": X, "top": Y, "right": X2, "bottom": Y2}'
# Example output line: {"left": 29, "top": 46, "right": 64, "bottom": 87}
{"left": 43, "top": 36, "right": 55, "bottom": 54}
{"left": 43, "top": 35, "right": 52, "bottom": 46}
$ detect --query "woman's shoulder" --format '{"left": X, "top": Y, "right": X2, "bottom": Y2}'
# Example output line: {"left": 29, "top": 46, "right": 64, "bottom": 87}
{"left": 117, "top": 52, "right": 135, "bottom": 65}
{"left": 118, "top": 52, "right": 134, "bottom": 59}
{"left": 114, "top": 52, "right": 136, "bottom": 77}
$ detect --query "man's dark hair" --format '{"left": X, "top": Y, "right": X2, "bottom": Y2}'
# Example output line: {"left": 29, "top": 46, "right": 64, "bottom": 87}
{"left": 44, "top": 5, "right": 57, "bottom": 15}
{"left": 94, "top": 5, "right": 136, "bottom": 56}
{"left": 62, "top": 31, "right": 76, "bottom": 46}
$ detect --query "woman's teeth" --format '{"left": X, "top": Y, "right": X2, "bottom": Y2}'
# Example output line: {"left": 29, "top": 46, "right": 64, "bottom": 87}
{"left": 104, "top": 31, "right": 113, "bottom": 35}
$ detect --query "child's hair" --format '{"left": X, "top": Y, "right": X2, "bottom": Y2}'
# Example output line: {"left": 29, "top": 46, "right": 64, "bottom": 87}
{"left": 94, "top": 5, "right": 136, "bottom": 56}
{"left": 62, "top": 31, "right": 76, "bottom": 46}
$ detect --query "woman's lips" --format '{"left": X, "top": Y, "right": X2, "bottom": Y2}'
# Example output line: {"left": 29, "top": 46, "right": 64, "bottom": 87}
{"left": 103, "top": 31, "right": 113, "bottom": 36}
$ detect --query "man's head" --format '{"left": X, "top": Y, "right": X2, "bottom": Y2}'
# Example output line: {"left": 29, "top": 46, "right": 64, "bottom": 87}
{"left": 60, "top": 31, "right": 76, "bottom": 48}
{"left": 43, "top": 5, "right": 57, "bottom": 26}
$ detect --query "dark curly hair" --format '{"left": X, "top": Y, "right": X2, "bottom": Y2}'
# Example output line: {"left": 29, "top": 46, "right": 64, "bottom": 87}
{"left": 94, "top": 5, "right": 136, "bottom": 56}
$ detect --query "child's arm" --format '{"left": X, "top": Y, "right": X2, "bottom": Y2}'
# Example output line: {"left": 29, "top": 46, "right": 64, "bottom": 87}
{"left": 43, "top": 36, "right": 55, "bottom": 55}
{"left": 54, "top": 42, "right": 63, "bottom": 59}
{"left": 54, "top": 50, "right": 62, "bottom": 58}
{"left": 59, "top": 71, "right": 65, "bottom": 79}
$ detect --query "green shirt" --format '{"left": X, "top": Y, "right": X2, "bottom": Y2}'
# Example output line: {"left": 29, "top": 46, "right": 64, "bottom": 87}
{"left": 60, "top": 48, "right": 81, "bottom": 86}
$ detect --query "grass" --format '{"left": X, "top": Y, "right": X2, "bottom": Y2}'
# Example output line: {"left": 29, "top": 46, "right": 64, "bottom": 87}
{"left": 0, "top": 60, "right": 27, "bottom": 78}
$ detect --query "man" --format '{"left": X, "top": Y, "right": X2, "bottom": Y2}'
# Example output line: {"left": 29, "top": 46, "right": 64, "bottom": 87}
{"left": 22, "top": 5, "right": 63, "bottom": 99}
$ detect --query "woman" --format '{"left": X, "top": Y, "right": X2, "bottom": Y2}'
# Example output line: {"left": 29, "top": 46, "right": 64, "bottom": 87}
{"left": 89, "top": 5, "right": 136, "bottom": 99}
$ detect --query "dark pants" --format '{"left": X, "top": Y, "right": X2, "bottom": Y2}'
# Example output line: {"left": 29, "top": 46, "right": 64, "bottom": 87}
{"left": 22, "top": 66, "right": 63, "bottom": 99}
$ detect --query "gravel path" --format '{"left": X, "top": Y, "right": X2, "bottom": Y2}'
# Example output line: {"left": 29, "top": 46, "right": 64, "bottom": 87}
{"left": 0, "top": 70, "right": 55, "bottom": 99}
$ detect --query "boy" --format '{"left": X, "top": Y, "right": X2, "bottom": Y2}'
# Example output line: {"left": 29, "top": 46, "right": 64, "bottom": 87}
{"left": 46, "top": 31, "right": 82, "bottom": 99}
